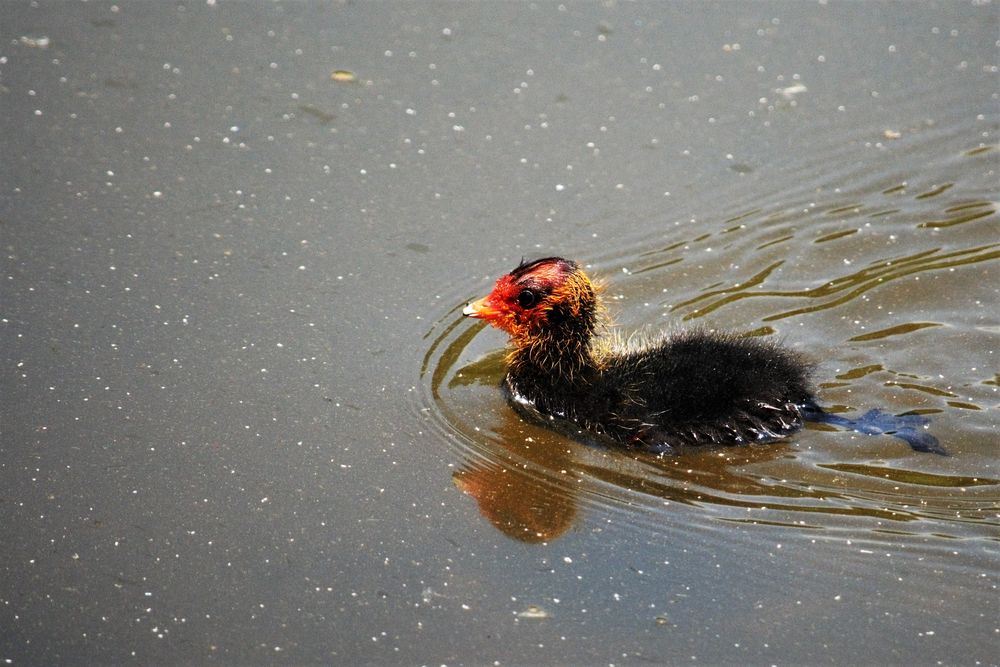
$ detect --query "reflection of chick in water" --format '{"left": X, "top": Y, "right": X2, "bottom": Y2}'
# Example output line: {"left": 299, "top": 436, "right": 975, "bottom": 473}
{"left": 452, "top": 415, "right": 580, "bottom": 543}
{"left": 453, "top": 465, "right": 575, "bottom": 543}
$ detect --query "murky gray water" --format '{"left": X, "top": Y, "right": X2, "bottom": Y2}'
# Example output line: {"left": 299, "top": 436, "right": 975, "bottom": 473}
{"left": 2, "top": 2, "right": 997, "bottom": 664}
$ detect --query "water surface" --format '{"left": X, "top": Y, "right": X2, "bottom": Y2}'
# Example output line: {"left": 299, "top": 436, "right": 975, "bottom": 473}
{"left": 2, "top": 2, "right": 997, "bottom": 664}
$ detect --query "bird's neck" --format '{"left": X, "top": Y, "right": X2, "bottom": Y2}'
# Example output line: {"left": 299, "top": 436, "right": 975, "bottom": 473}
{"left": 507, "top": 328, "right": 597, "bottom": 396}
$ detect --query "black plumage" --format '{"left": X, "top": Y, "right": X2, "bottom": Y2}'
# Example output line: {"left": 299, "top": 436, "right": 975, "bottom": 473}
{"left": 464, "top": 257, "right": 813, "bottom": 453}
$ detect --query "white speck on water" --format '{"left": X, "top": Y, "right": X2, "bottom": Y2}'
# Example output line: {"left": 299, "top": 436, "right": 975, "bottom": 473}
{"left": 555, "top": 184, "right": 565, "bottom": 191}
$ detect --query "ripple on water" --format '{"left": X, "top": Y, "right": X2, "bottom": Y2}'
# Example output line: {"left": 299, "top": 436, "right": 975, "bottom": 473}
{"left": 417, "top": 104, "right": 999, "bottom": 548}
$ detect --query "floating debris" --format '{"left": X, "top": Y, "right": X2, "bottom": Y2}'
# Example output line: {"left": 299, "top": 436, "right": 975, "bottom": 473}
{"left": 516, "top": 605, "right": 549, "bottom": 619}
{"left": 20, "top": 35, "right": 51, "bottom": 48}
{"left": 883, "top": 129, "right": 902, "bottom": 140}
{"left": 331, "top": 69, "right": 357, "bottom": 83}
{"left": 776, "top": 83, "right": 808, "bottom": 100}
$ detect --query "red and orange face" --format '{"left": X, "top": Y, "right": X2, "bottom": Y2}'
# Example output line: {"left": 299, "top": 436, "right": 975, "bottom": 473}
{"left": 463, "top": 257, "right": 585, "bottom": 341}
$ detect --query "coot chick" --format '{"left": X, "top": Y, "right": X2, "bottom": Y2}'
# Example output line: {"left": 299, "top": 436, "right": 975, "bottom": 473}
{"left": 464, "top": 257, "right": 943, "bottom": 455}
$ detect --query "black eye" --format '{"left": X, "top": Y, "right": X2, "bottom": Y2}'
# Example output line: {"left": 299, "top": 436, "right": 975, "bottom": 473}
{"left": 517, "top": 289, "right": 538, "bottom": 309}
